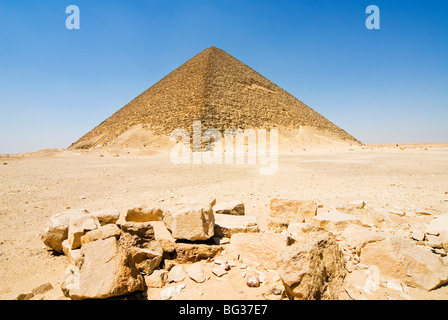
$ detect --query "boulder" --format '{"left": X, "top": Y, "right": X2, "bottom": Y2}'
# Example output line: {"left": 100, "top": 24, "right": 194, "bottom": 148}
{"left": 230, "top": 233, "right": 292, "bottom": 269}
{"left": 267, "top": 218, "right": 289, "bottom": 233}
{"left": 270, "top": 199, "right": 317, "bottom": 223}
{"left": 277, "top": 231, "right": 346, "bottom": 300}
{"left": 119, "top": 221, "right": 155, "bottom": 248}
{"left": 91, "top": 209, "right": 120, "bottom": 225}
{"left": 145, "top": 270, "right": 168, "bottom": 288}
{"left": 311, "top": 210, "right": 362, "bottom": 230}
{"left": 214, "top": 214, "right": 258, "bottom": 237}
{"left": 62, "top": 239, "right": 83, "bottom": 264}
{"left": 360, "top": 236, "right": 448, "bottom": 290}
{"left": 124, "top": 205, "right": 163, "bottom": 222}
{"left": 214, "top": 201, "right": 245, "bottom": 215}
{"left": 172, "top": 243, "right": 224, "bottom": 263}
{"left": 164, "top": 201, "right": 215, "bottom": 241}
{"left": 147, "top": 221, "right": 176, "bottom": 253}
{"left": 80, "top": 224, "right": 121, "bottom": 245}
{"left": 67, "top": 214, "right": 102, "bottom": 249}
{"left": 61, "top": 237, "right": 144, "bottom": 299}
{"left": 129, "top": 245, "right": 163, "bottom": 275}
{"left": 41, "top": 209, "right": 88, "bottom": 253}
{"left": 426, "top": 213, "right": 448, "bottom": 251}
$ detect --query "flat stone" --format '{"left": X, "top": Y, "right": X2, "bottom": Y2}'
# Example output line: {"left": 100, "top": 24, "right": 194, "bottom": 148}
{"left": 270, "top": 199, "right": 317, "bottom": 223}
{"left": 91, "top": 209, "right": 120, "bottom": 225}
{"left": 68, "top": 214, "right": 101, "bottom": 249}
{"left": 230, "top": 233, "right": 292, "bottom": 269}
{"left": 124, "top": 205, "right": 163, "bottom": 222}
{"left": 167, "top": 265, "right": 186, "bottom": 283}
{"left": 214, "top": 201, "right": 245, "bottom": 215}
{"left": 214, "top": 214, "right": 258, "bottom": 237}
{"left": 80, "top": 224, "right": 121, "bottom": 245}
{"left": 186, "top": 262, "right": 207, "bottom": 283}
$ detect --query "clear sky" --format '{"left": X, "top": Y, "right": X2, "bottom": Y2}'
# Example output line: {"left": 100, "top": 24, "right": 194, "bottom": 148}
{"left": 1, "top": 0, "right": 447, "bottom": 154}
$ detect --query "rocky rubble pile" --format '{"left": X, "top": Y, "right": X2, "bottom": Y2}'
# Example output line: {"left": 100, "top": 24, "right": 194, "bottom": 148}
{"left": 23, "top": 197, "right": 448, "bottom": 300}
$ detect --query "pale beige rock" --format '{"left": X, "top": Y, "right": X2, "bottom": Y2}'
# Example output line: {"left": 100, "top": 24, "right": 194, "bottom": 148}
{"left": 426, "top": 234, "right": 443, "bottom": 249}
{"left": 270, "top": 199, "right": 317, "bottom": 223}
{"left": 167, "top": 265, "right": 186, "bottom": 283}
{"left": 337, "top": 200, "right": 366, "bottom": 210}
{"left": 164, "top": 201, "right": 214, "bottom": 241}
{"left": 337, "top": 225, "right": 389, "bottom": 255}
{"left": 61, "top": 237, "right": 144, "bottom": 299}
{"left": 230, "top": 233, "right": 292, "bottom": 268}
{"left": 186, "top": 262, "right": 207, "bottom": 283}
{"left": 148, "top": 221, "right": 176, "bottom": 253}
{"left": 214, "top": 201, "right": 245, "bottom": 216}
{"left": 267, "top": 218, "right": 289, "bottom": 233}
{"left": 124, "top": 205, "right": 163, "bottom": 222}
{"left": 212, "top": 265, "right": 227, "bottom": 277}
{"left": 411, "top": 229, "right": 425, "bottom": 241}
{"left": 129, "top": 245, "right": 163, "bottom": 275}
{"left": 41, "top": 209, "right": 88, "bottom": 253}
{"left": 246, "top": 270, "right": 260, "bottom": 287}
{"left": 277, "top": 231, "right": 346, "bottom": 300}
{"left": 68, "top": 214, "right": 101, "bottom": 249}
{"left": 80, "top": 223, "right": 121, "bottom": 245}
{"left": 311, "top": 210, "right": 362, "bottom": 230}
{"left": 145, "top": 270, "right": 168, "bottom": 288}
{"left": 287, "top": 222, "right": 325, "bottom": 239}
{"left": 426, "top": 213, "right": 448, "bottom": 251}
{"left": 214, "top": 213, "right": 258, "bottom": 237}
{"left": 61, "top": 239, "right": 83, "bottom": 264}
{"left": 91, "top": 209, "right": 120, "bottom": 225}
{"left": 360, "top": 236, "right": 448, "bottom": 291}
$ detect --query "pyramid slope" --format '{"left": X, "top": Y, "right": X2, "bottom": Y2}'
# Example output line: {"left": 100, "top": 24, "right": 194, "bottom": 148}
{"left": 70, "top": 47, "right": 360, "bottom": 149}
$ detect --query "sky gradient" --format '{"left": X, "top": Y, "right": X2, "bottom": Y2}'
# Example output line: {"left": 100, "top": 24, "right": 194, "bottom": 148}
{"left": 1, "top": 0, "right": 447, "bottom": 154}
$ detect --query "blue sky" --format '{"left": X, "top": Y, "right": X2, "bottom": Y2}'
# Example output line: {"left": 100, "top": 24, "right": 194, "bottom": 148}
{"left": 0, "top": 0, "right": 447, "bottom": 153}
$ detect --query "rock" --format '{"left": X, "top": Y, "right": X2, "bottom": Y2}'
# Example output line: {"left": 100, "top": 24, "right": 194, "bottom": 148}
{"left": 426, "top": 234, "right": 443, "bottom": 249}
{"left": 230, "top": 233, "right": 292, "bottom": 269}
{"left": 410, "top": 229, "right": 425, "bottom": 241}
{"left": 172, "top": 243, "right": 224, "bottom": 263}
{"left": 41, "top": 209, "right": 88, "bottom": 253}
{"left": 147, "top": 221, "right": 176, "bottom": 253}
{"left": 337, "top": 225, "right": 389, "bottom": 255}
{"left": 214, "top": 201, "right": 245, "bottom": 215}
{"left": 62, "top": 239, "right": 83, "bottom": 264}
{"left": 270, "top": 199, "right": 317, "bottom": 223}
{"left": 67, "top": 214, "right": 102, "bottom": 249}
{"left": 426, "top": 213, "right": 448, "bottom": 251}
{"left": 186, "top": 262, "right": 207, "bottom": 283}
{"left": 287, "top": 222, "right": 325, "bottom": 239}
{"left": 267, "top": 218, "right": 289, "bottom": 233}
{"left": 277, "top": 231, "right": 346, "bottom": 300}
{"left": 344, "top": 266, "right": 380, "bottom": 295}
{"left": 31, "top": 282, "right": 54, "bottom": 296}
{"left": 337, "top": 200, "right": 366, "bottom": 210}
{"left": 212, "top": 265, "right": 228, "bottom": 277}
{"left": 360, "top": 236, "right": 448, "bottom": 290}
{"left": 164, "top": 200, "right": 215, "bottom": 241}
{"left": 91, "top": 209, "right": 120, "bottom": 225}
{"left": 61, "top": 237, "right": 144, "bottom": 299}
{"left": 167, "top": 265, "right": 186, "bottom": 283}
{"left": 80, "top": 224, "right": 121, "bottom": 245}
{"left": 145, "top": 270, "right": 168, "bottom": 288}
{"left": 119, "top": 221, "right": 155, "bottom": 248}
{"left": 311, "top": 210, "right": 362, "bottom": 231}
{"left": 124, "top": 205, "right": 163, "bottom": 222}
{"left": 246, "top": 270, "right": 260, "bottom": 287}
{"left": 129, "top": 245, "right": 163, "bottom": 275}
{"left": 214, "top": 214, "right": 258, "bottom": 237}
{"left": 160, "top": 284, "right": 185, "bottom": 300}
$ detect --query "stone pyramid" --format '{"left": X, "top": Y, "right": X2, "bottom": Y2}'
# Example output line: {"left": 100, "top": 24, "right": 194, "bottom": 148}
{"left": 70, "top": 46, "right": 359, "bottom": 149}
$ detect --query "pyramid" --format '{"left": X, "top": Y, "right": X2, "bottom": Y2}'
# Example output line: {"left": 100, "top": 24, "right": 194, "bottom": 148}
{"left": 70, "top": 47, "right": 360, "bottom": 149}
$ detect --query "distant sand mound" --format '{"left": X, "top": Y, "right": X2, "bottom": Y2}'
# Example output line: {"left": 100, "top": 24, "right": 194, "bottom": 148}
{"left": 69, "top": 47, "right": 360, "bottom": 150}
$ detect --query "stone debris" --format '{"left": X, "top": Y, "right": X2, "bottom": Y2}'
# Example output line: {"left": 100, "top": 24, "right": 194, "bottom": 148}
{"left": 123, "top": 206, "right": 163, "bottom": 222}
{"left": 214, "top": 214, "right": 258, "bottom": 237}
{"left": 214, "top": 200, "right": 245, "bottom": 216}
{"left": 270, "top": 199, "right": 317, "bottom": 223}
{"left": 37, "top": 199, "right": 448, "bottom": 300}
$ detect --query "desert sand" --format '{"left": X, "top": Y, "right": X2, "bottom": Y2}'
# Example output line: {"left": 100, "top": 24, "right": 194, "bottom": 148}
{"left": 1, "top": 143, "right": 448, "bottom": 300}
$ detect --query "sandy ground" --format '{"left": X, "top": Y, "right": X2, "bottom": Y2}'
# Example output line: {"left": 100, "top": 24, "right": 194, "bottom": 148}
{"left": 1, "top": 143, "right": 448, "bottom": 299}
